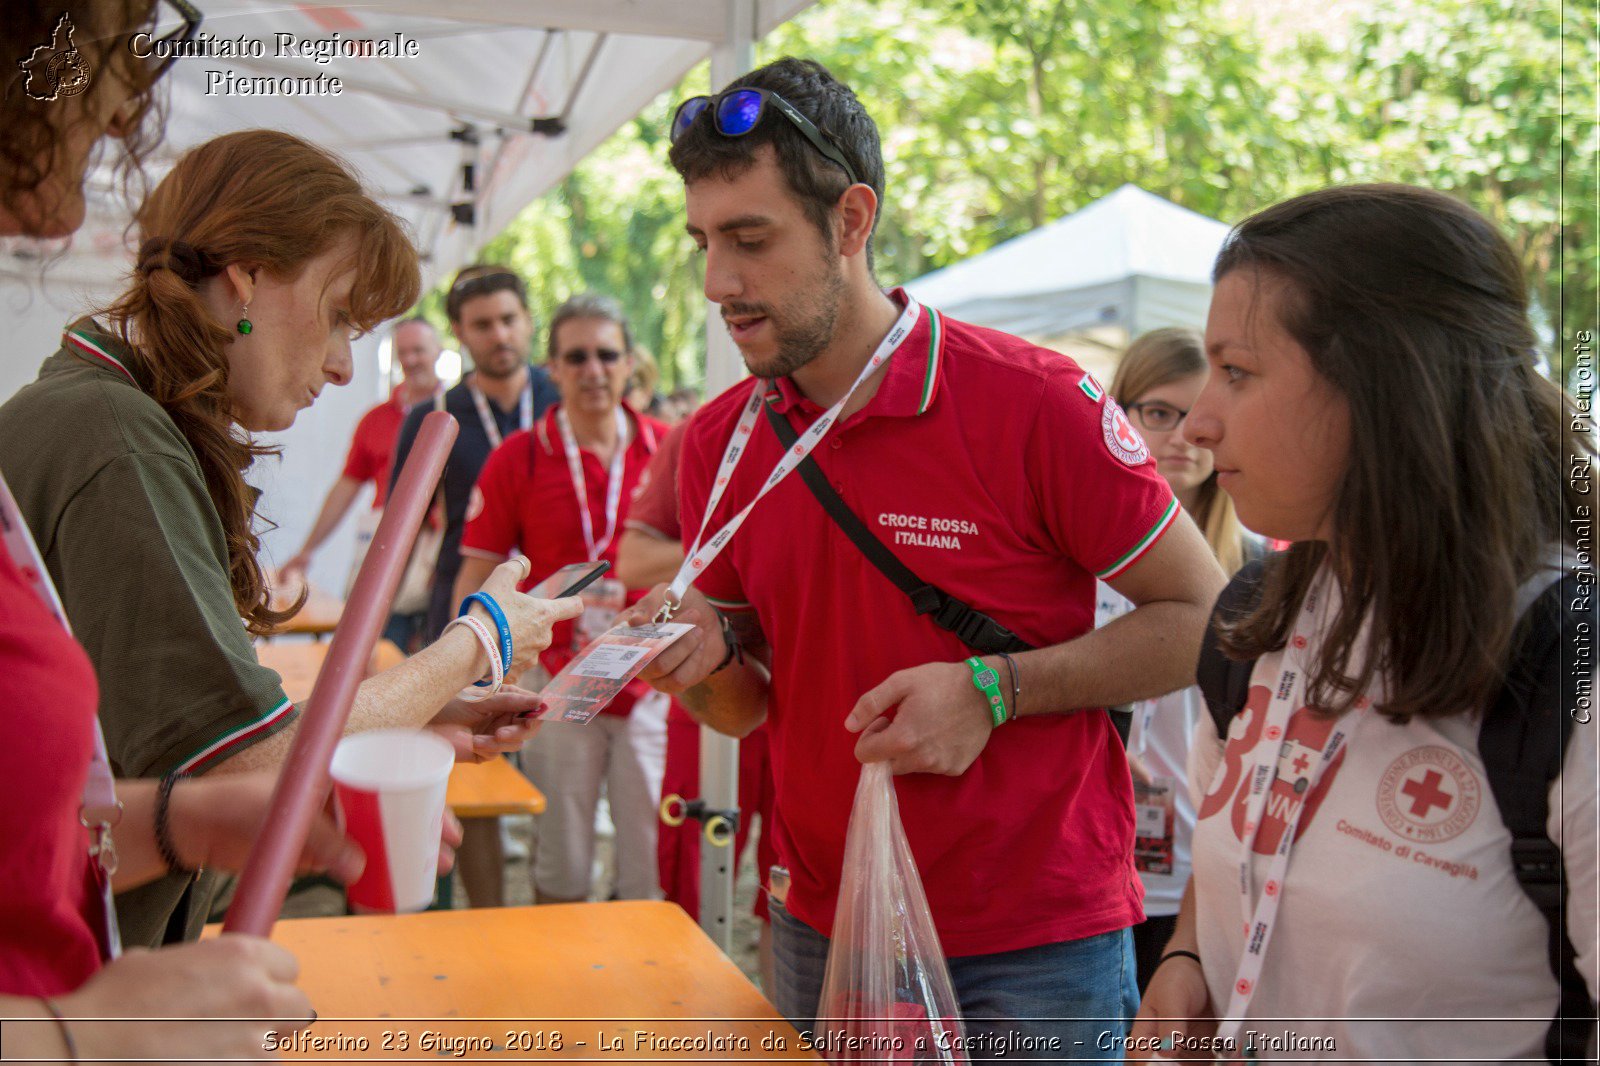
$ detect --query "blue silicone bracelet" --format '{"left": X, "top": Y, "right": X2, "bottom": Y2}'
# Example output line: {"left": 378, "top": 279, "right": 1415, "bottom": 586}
{"left": 459, "top": 592, "right": 512, "bottom": 685}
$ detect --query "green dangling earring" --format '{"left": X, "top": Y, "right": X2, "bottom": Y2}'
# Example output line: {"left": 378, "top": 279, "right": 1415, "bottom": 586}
{"left": 236, "top": 304, "right": 253, "bottom": 335}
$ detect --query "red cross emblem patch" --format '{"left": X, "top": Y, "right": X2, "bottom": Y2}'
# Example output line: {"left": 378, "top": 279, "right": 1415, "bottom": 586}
{"left": 1101, "top": 400, "right": 1149, "bottom": 466}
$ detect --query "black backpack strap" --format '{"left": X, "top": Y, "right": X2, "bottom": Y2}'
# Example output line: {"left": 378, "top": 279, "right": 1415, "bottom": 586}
{"left": 761, "top": 397, "right": 1032, "bottom": 656}
{"left": 1480, "top": 571, "right": 1596, "bottom": 1062}
{"left": 1196, "top": 557, "right": 1271, "bottom": 738}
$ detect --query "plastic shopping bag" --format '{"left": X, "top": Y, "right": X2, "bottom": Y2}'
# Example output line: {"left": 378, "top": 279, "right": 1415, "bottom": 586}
{"left": 816, "top": 762, "right": 966, "bottom": 1064}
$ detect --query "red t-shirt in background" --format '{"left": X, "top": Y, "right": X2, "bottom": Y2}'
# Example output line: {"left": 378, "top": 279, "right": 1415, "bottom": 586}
{"left": 625, "top": 420, "right": 689, "bottom": 542}
{"left": 461, "top": 405, "right": 666, "bottom": 715}
{"left": 0, "top": 538, "right": 105, "bottom": 995}
{"left": 677, "top": 291, "right": 1178, "bottom": 957}
{"left": 342, "top": 387, "right": 415, "bottom": 510}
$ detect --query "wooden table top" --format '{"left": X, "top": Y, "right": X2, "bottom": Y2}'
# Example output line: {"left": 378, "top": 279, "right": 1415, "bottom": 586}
{"left": 447, "top": 756, "right": 546, "bottom": 818}
{"left": 254, "top": 902, "right": 819, "bottom": 1062}
{"left": 266, "top": 584, "right": 345, "bottom": 637}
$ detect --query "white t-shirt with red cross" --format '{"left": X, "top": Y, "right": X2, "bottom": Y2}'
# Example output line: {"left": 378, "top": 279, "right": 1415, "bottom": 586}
{"left": 1188, "top": 639, "right": 1598, "bottom": 1061}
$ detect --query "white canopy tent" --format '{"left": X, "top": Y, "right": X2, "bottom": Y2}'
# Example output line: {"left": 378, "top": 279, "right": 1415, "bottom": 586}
{"left": 1, "top": 0, "right": 798, "bottom": 588}
{"left": 903, "top": 184, "right": 1230, "bottom": 369}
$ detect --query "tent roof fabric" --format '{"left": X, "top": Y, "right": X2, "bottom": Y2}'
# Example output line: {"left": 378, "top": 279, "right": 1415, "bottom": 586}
{"left": 904, "top": 184, "right": 1231, "bottom": 308}
{"left": 22, "top": 0, "right": 810, "bottom": 292}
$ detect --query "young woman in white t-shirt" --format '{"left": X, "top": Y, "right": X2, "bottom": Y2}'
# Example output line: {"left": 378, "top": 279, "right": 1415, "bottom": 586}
{"left": 1099, "top": 327, "right": 1258, "bottom": 992}
{"left": 1129, "top": 184, "right": 1597, "bottom": 1062}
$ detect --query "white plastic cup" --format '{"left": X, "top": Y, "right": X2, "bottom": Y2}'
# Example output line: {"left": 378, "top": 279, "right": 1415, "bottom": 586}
{"left": 330, "top": 729, "right": 454, "bottom": 913}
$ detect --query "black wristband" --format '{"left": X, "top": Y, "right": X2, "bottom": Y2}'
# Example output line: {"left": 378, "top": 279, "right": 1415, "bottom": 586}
{"left": 41, "top": 998, "right": 77, "bottom": 1062}
{"left": 1156, "top": 949, "right": 1202, "bottom": 972}
{"left": 156, "top": 772, "right": 196, "bottom": 877}
{"left": 708, "top": 610, "right": 744, "bottom": 675}
{"left": 997, "top": 651, "right": 1021, "bottom": 720}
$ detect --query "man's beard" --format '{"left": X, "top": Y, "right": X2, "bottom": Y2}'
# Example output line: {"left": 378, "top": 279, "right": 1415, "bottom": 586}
{"left": 473, "top": 346, "right": 523, "bottom": 380}
{"left": 731, "top": 260, "right": 848, "bottom": 380}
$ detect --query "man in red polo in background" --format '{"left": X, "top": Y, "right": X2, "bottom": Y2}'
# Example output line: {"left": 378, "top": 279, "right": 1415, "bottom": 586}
{"left": 628, "top": 58, "right": 1227, "bottom": 1056}
{"left": 455, "top": 294, "right": 671, "bottom": 906}
{"left": 616, "top": 420, "right": 779, "bottom": 989}
{"left": 281, "top": 316, "right": 443, "bottom": 650}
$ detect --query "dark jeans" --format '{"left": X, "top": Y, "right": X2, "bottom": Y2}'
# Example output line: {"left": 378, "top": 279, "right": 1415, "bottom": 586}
{"left": 770, "top": 899, "right": 1139, "bottom": 1063}
{"left": 382, "top": 610, "right": 429, "bottom": 655}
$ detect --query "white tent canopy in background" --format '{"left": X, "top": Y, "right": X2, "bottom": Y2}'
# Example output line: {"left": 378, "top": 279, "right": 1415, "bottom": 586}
{"left": 903, "top": 184, "right": 1230, "bottom": 345}
{"left": 0, "top": 0, "right": 808, "bottom": 591}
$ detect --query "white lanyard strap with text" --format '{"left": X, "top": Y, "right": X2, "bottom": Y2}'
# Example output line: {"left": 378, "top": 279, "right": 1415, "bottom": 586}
{"left": 557, "top": 406, "right": 629, "bottom": 561}
{"left": 470, "top": 377, "right": 533, "bottom": 450}
{"left": 0, "top": 471, "right": 122, "bottom": 960}
{"left": 663, "top": 297, "right": 921, "bottom": 612}
{"left": 1217, "top": 567, "right": 1367, "bottom": 1044}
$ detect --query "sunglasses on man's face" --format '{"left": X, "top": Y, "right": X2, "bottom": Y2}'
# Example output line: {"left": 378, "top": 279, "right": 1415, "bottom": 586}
{"left": 669, "top": 87, "right": 860, "bottom": 188}
{"left": 559, "top": 347, "right": 624, "bottom": 367}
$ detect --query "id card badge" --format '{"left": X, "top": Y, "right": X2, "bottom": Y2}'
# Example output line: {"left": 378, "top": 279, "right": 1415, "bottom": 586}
{"left": 1133, "top": 776, "right": 1177, "bottom": 875}
{"left": 576, "top": 577, "right": 626, "bottom": 647}
{"left": 535, "top": 621, "right": 692, "bottom": 724}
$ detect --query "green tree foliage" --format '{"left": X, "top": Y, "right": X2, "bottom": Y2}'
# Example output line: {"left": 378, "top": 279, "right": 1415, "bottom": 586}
{"left": 441, "top": 0, "right": 1589, "bottom": 390}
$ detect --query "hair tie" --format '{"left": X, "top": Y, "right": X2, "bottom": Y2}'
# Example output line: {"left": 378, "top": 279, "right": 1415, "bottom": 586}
{"left": 136, "top": 238, "right": 216, "bottom": 284}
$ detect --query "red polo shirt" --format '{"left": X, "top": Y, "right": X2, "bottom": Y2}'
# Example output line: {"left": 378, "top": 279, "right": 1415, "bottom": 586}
{"left": 462, "top": 404, "right": 666, "bottom": 716}
{"left": 677, "top": 291, "right": 1178, "bottom": 956}
{"left": 342, "top": 387, "right": 416, "bottom": 510}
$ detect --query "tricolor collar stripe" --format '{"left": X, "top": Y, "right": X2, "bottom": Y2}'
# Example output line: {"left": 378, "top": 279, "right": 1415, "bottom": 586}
{"left": 64, "top": 330, "right": 136, "bottom": 385}
{"left": 172, "top": 697, "right": 295, "bottom": 775}
{"left": 917, "top": 310, "right": 943, "bottom": 415}
{"left": 1096, "top": 496, "right": 1180, "bottom": 580}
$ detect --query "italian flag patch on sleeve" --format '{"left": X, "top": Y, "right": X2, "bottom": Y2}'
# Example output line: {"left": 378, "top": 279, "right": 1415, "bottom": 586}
{"left": 1078, "top": 374, "right": 1104, "bottom": 403}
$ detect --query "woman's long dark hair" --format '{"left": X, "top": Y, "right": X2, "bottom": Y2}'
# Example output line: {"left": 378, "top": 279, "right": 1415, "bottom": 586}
{"left": 1216, "top": 183, "right": 1590, "bottom": 720}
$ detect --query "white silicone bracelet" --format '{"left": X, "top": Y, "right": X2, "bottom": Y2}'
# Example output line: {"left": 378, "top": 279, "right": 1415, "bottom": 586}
{"left": 445, "top": 614, "right": 503, "bottom": 700}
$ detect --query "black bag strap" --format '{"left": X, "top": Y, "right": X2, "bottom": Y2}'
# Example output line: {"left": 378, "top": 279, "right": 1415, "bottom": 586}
{"left": 761, "top": 396, "right": 1032, "bottom": 656}
{"left": 1197, "top": 562, "right": 1596, "bottom": 1062}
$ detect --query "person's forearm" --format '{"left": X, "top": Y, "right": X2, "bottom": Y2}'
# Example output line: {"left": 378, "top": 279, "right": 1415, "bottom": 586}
{"left": 615, "top": 530, "right": 685, "bottom": 591}
{"left": 679, "top": 655, "right": 770, "bottom": 738}
{"left": 294, "top": 477, "right": 364, "bottom": 558}
{"left": 210, "top": 625, "right": 490, "bottom": 773}
{"left": 1004, "top": 597, "right": 1215, "bottom": 717}
{"left": 0, "top": 999, "right": 66, "bottom": 1058}
{"left": 102, "top": 780, "right": 170, "bottom": 891}
{"left": 1164, "top": 877, "right": 1201, "bottom": 955}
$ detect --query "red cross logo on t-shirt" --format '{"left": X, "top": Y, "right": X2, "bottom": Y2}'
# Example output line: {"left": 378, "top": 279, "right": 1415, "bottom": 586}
{"left": 1113, "top": 410, "right": 1141, "bottom": 452}
{"left": 1401, "top": 769, "right": 1454, "bottom": 818}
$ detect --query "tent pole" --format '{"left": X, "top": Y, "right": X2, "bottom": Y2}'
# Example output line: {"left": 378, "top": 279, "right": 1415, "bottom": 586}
{"left": 695, "top": 0, "right": 755, "bottom": 959}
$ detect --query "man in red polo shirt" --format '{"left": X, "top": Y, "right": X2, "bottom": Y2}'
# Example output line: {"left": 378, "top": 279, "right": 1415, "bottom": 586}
{"left": 629, "top": 59, "right": 1227, "bottom": 1055}
{"left": 282, "top": 316, "right": 443, "bottom": 650}
{"left": 456, "top": 294, "right": 671, "bottom": 906}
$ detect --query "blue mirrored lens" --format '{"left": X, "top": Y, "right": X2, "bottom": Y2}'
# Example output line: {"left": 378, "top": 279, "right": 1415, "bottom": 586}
{"left": 672, "top": 97, "right": 711, "bottom": 141}
{"left": 715, "top": 90, "right": 765, "bottom": 136}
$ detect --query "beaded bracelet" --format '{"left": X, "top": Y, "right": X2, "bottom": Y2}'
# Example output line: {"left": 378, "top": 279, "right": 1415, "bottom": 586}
{"left": 156, "top": 771, "right": 195, "bottom": 876}
{"left": 444, "top": 614, "right": 504, "bottom": 701}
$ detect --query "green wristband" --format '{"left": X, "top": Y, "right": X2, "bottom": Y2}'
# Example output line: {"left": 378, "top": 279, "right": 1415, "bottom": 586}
{"left": 965, "top": 656, "right": 1008, "bottom": 727}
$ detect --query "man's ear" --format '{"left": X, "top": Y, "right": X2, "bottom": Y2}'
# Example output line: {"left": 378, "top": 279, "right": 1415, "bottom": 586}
{"left": 836, "top": 183, "right": 878, "bottom": 259}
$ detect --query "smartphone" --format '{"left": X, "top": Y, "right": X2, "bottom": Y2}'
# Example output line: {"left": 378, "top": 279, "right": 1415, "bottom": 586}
{"left": 544, "top": 557, "right": 604, "bottom": 598}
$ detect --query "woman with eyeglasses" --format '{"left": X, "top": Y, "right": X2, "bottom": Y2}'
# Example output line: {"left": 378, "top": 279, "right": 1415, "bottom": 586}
{"left": 1095, "top": 327, "right": 1263, "bottom": 995}
{"left": 0, "top": 7, "right": 579, "bottom": 1058}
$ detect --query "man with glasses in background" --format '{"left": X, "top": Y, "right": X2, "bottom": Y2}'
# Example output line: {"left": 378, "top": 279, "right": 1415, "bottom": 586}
{"left": 389, "top": 265, "right": 558, "bottom": 644}
{"left": 628, "top": 58, "right": 1226, "bottom": 1055}
{"left": 454, "top": 294, "right": 670, "bottom": 908}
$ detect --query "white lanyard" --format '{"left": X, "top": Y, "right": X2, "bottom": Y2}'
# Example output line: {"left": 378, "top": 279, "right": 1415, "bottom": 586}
{"left": 469, "top": 376, "right": 532, "bottom": 450}
{"left": 663, "top": 297, "right": 921, "bottom": 613}
{"left": 1217, "top": 567, "right": 1367, "bottom": 1044}
{"left": 556, "top": 406, "right": 629, "bottom": 561}
{"left": 0, "top": 471, "right": 122, "bottom": 961}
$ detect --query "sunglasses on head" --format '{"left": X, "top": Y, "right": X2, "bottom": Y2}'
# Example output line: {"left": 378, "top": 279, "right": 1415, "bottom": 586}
{"left": 559, "top": 347, "right": 624, "bottom": 367}
{"left": 669, "top": 88, "right": 860, "bottom": 188}
{"left": 143, "top": 0, "right": 203, "bottom": 87}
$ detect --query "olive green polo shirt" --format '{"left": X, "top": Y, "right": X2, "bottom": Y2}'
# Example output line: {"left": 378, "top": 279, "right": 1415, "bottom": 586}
{"left": 0, "top": 321, "right": 297, "bottom": 945}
